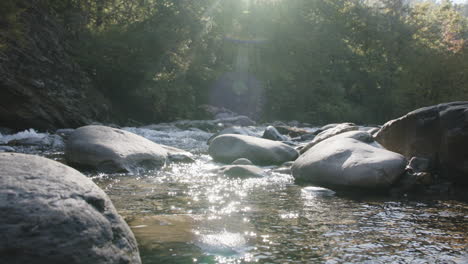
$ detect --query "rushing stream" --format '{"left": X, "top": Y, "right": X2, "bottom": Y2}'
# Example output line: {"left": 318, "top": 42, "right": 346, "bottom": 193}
{"left": 1, "top": 125, "right": 467, "bottom": 263}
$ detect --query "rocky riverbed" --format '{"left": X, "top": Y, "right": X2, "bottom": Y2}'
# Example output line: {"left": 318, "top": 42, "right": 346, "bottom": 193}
{"left": 1, "top": 103, "right": 468, "bottom": 263}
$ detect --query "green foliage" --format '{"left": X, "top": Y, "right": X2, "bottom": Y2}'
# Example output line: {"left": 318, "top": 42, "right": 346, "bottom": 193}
{"left": 22, "top": 0, "right": 468, "bottom": 124}
{"left": 0, "top": 0, "right": 26, "bottom": 50}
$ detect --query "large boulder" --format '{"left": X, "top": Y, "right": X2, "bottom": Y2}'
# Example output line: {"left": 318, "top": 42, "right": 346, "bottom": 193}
{"left": 300, "top": 123, "right": 359, "bottom": 154}
{"left": 0, "top": 153, "right": 141, "bottom": 264}
{"left": 292, "top": 137, "right": 406, "bottom": 190}
{"left": 207, "top": 126, "right": 257, "bottom": 145}
{"left": 375, "top": 102, "right": 468, "bottom": 184}
{"left": 209, "top": 134, "right": 299, "bottom": 165}
{"left": 65, "top": 125, "right": 168, "bottom": 172}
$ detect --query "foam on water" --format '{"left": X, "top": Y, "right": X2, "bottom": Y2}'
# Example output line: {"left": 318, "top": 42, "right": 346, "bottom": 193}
{"left": 0, "top": 129, "right": 48, "bottom": 144}
{"left": 123, "top": 126, "right": 213, "bottom": 153}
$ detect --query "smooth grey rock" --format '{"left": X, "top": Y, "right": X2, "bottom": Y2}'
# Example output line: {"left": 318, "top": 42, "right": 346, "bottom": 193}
{"left": 262, "top": 126, "right": 288, "bottom": 141}
{"left": 232, "top": 158, "right": 254, "bottom": 165}
{"left": 219, "top": 165, "right": 264, "bottom": 178}
{"left": 0, "top": 153, "right": 141, "bottom": 264}
{"left": 300, "top": 125, "right": 363, "bottom": 155}
{"left": 65, "top": 125, "right": 168, "bottom": 172}
{"left": 375, "top": 102, "right": 468, "bottom": 184}
{"left": 333, "top": 131, "right": 373, "bottom": 143}
{"left": 209, "top": 134, "right": 299, "bottom": 165}
{"left": 207, "top": 126, "right": 257, "bottom": 145}
{"left": 292, "top": 137, "right": 406, "bottom": 190}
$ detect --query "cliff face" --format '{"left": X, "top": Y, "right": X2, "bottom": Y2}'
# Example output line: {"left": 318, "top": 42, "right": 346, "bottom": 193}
{"left": 0, "top": 2, "right": 110, "bottom": 131}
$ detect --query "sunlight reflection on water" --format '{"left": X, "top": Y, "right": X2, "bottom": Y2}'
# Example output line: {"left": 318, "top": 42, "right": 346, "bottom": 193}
{"left": 83, "top": 127, "right": 468, "bottom": 264}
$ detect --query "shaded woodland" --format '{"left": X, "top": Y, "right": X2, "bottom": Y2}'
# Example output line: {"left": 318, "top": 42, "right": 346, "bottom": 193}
{"left": 1, "top": 0, "right": 467, "bottom": 125}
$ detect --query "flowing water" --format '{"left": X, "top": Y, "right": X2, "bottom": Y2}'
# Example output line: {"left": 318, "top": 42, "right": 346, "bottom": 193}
{"left": 2, "top": 126, "right": 467, "bottom": 264}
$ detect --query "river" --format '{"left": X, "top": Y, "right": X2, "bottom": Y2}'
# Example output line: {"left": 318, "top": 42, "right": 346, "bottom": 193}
{"left": 1, "top": 125, "right": 467, "bottom": 263}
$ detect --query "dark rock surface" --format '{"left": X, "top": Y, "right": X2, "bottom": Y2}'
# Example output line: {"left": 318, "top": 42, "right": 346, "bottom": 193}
{"left": 300, "top": 124, "right": 360, "bottom": 154}
{"left": 375, "top": 102, "right": 468, "bottom": 184}
{"left": 0, "top": 153, "right": 141, "bottom": 264}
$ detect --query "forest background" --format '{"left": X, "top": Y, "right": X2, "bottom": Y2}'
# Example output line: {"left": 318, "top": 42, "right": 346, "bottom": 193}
{"left": 1, "top": 0, "right": 467, "bottom": 125}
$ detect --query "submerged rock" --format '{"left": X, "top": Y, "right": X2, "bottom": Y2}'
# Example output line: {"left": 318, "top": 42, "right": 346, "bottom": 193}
{"left": 292, "top": 136, "right": 406, "bottom": 190}
{"left": 375, "top": 102, "right": 468, "bottom": 184}
{"left": 219, "top": 164, "right": 265, "bottom": 178}
{"left": 0, "top": 153, "right": 141, "bottom": 264}
{"left": 65, "top": 125, "right": 169, "bottom": 172}
{"left": 209, "top": 134, "right": 299, "bottom": 165}
{"left": 300, "top": 123, "right": 359, "bottom": 154}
